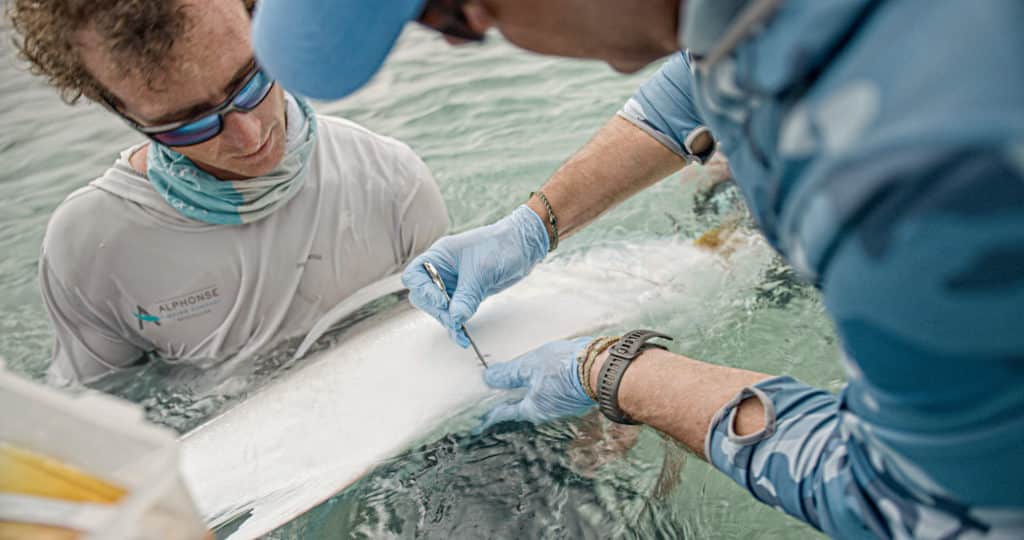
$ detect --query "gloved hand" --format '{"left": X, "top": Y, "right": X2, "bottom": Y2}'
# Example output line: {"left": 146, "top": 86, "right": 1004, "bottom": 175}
{"left": 402, "top": 205, "right": 550, "bottom": 347}
{"left": 477, "top": 337, "right": 595, "bottom": 431}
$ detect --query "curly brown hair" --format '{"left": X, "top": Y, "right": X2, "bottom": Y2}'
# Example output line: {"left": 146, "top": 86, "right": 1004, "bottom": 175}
{"left": 7, "top": 0, "right": 256, "bottom": 105}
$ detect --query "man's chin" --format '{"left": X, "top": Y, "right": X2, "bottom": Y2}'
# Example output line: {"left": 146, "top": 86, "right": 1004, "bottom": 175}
{"left": 607, "top": 47, "right": 672, "bottom": 74}
{"left": 237, "top": 159, "right": 281, "bottom": 179}
{"left": 232, "top": 140, "right": 286, "bottom": 179}
{"left": 607, "top": 59, "right": 649, "bottom": 74}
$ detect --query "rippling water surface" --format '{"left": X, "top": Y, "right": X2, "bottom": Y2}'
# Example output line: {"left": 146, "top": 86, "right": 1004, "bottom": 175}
{"left": 0, "top": 21, "right": 838, "bottom": 539}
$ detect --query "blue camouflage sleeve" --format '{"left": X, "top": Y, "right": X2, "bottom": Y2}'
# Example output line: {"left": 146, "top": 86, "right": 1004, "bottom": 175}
{"left": 705, "top": 145, "right": 1024, "bottom": 538}
{"left": 618, "top": 51, "right": 716, "bottom": 163}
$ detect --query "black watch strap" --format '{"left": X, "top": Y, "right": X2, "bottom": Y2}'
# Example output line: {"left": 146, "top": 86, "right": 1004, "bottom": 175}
{"left": 596, "top": 329, "right": 673, "bottom": 425}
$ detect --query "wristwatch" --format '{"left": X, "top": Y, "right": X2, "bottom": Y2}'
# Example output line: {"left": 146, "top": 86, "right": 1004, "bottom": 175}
{"left": 595, "top": 329, "right": 673, "bottom": 425}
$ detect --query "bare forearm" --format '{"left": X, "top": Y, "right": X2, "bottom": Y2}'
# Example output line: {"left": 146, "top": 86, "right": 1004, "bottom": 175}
{"left": 527, "top": 115, "right": 686, "bottom": 240}
{"left": 588, "top": 348, "right": 770, "bottom": 459}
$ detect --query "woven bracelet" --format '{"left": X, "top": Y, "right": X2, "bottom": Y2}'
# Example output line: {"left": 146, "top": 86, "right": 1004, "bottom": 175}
{"left": 530, "top": 190, "right": 559, "bottom": 252}
{"left": 577, "top": 339, "right": 598, "bottom": 400}
{"left": 582, "top": 336, "right": 620, "bottom": 401}
{"left": 576, "top": 343, "right": 591, "bottom": 399}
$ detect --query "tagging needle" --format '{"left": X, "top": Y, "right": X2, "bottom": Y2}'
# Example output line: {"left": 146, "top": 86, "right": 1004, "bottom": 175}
{"left": 422, "top": 262, "right": 489, "bottom": 368}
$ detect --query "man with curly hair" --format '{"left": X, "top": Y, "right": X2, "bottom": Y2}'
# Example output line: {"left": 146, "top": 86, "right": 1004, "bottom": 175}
{"left": 8, "top": 0, "right": 448, "bottom": 386}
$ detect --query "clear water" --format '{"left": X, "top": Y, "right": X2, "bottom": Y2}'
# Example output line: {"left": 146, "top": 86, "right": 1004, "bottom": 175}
{"left": 0, "top": 22, "right": 841, "bottom": 539}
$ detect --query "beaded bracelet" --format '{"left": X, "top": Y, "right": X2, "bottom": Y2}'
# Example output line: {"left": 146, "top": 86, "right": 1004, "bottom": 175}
{"left": 529, "top": 190, "right": 560, "bottom": 252}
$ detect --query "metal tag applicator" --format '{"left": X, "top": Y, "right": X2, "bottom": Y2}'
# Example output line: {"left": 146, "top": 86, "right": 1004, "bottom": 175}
{"left": 422, "top": 262, "right": 488, "bottom": 368}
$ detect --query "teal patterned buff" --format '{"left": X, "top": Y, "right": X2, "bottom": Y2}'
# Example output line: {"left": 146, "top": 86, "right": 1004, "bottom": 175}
{"left": 146, "top": 94, "right": 317, "bottom": 225}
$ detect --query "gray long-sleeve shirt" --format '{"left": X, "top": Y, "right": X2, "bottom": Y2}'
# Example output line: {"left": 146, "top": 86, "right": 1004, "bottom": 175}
{"left": 42, "top": 115, "right": 448, "bottom": 386}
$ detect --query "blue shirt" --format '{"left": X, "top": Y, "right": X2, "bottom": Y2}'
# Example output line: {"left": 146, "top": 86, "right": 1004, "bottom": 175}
{"left": 621, "top": 0, "right": 1024, "bottom": 536}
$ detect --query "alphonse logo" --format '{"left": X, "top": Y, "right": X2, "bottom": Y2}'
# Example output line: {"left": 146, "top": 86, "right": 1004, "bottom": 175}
{"left": 133, "top": 285, "right": 222, "bottom": 330}
{"left": 132, "top": 306, "right": 161, "bottom": 330}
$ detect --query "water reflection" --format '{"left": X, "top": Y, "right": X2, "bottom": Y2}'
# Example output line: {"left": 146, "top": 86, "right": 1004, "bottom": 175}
{"left": 268, "top": 419, "right": 694, "bottom": 540}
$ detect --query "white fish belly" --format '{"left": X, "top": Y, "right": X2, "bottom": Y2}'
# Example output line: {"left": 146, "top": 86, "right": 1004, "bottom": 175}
{"left": 179, "top": 240, "right": 731, "bottom": 539}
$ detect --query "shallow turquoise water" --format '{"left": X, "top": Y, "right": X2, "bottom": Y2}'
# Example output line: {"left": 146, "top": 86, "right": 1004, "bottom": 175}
{"left": 0, "top": 23, "right": 840, "bottom": 539}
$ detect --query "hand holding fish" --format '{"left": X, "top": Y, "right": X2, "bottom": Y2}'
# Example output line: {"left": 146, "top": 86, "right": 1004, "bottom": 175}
{"left": 477, "top": 337, "right": 595, "bottom": 431}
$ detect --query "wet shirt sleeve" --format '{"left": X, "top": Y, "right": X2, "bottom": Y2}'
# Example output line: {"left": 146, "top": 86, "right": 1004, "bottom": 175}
{"left": 617, "top": 51, "right": 716, "bottom": 164}
{"left": 704, "top": 146, "right": 1024, "bottom": 538}
{"left": 40, "top": 255, "right": 145, "bottom": 387}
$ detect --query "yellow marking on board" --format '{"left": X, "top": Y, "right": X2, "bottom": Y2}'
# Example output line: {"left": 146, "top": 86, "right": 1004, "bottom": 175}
{"left": 0, "top": 443, "right": 125, "bottom": 503}
{"left": 0, "top": 521, "right": 80, "bottom": 540}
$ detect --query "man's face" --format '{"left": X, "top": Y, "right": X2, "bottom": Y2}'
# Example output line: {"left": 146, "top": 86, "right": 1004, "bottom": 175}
{"left": 79, "top": 0, "right": 287, "bottom": 180}
{"left": 450, "top": 0, "right": 678, "bottom": 74}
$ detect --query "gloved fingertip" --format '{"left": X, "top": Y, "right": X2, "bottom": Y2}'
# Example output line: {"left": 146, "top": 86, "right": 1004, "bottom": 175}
{"left": 482, "top": 363, "right": 506, "bottom": 388}
{"left": 475, "top": 403, "right": 520, "bottom": 433}
{"left": 442, "top": 323, "right": 468, "bottom": 348}
{"left": 440, "top": 314, "right": 469, "bottom": 348}
{"left": 448, "top": 296, "right": 477, "bottom": 328}
{"left": 400, "top": 261, "right": 428, "bottom": 288}
{"left": 483, "top": 361, "right": 527, "bottom": 390}
{"left": 455, "top": 330, "right": 471, "bottom": 349}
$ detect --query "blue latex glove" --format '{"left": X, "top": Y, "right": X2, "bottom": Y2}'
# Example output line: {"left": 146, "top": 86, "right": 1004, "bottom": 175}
{"left": 477, "top": 337, "right": 595, "bottom": 431}
{"left": 402, "top": 205, "right": 550, "bottom": 347}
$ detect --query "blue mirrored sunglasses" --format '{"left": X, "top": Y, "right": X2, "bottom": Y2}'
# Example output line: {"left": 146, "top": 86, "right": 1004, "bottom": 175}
{"left": 104, "top": 65, "right": 275, "bottom": 147}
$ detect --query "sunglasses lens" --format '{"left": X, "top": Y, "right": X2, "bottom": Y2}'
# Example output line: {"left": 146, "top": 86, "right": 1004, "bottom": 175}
{"left": 152, "top": 114, "right": 222, "bottom": 146}
{"left": 143, "top": 66, "right": 271, "bottom": 146}
{"left": 234, "top": 70, "right": 274, "bottom": 110}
